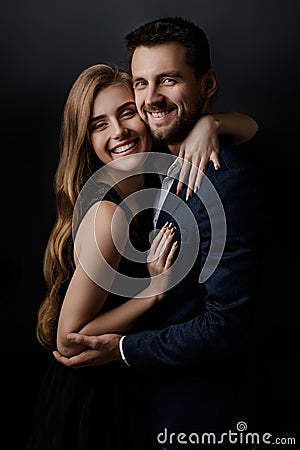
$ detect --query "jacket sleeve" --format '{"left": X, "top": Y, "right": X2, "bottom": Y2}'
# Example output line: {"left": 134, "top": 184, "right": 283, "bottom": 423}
{"left": 122, "top": 158, "right": 263, "bottom": 371}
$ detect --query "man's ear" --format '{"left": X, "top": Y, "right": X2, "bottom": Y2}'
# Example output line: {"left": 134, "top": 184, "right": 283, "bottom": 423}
{"left": 202, "top": 68, "right": 218, "bottom": 99}
{"left": 199, "top": 68, "right": 218, "bottom": 113}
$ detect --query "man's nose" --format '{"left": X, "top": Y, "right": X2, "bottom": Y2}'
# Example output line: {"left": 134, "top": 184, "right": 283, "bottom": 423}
{"left": 145, "top": 84, "right": 163, "bottom": 106}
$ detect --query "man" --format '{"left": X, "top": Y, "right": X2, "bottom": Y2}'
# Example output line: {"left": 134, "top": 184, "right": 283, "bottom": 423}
{"left": 54, "top": 17, "right": 262, "bottom": 449}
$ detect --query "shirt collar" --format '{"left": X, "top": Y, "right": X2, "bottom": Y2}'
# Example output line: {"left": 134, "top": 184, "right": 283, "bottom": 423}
{"left": 166, "top": 157, "right": 182, "bottom": 178}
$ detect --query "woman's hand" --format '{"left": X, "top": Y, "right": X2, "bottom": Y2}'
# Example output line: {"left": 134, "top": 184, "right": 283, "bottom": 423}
{"left": 177, "top": 115, "right": 221, "bottom": 200}
{"left": 177, "top": 111, "right": 259, "bottom": 200}
{"left": 147, "top": 222, "right": 178, "bottom": 300}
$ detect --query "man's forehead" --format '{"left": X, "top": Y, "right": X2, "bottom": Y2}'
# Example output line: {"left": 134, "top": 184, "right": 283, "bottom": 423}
{"left": 131, "top": 43, "right": 188, "bottom": 78}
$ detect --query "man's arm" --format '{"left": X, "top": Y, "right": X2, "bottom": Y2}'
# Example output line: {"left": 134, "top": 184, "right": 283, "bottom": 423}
{"left": 122, "top": 155, "right": 261, "bottom": 370}
{"left": 54, "top": 148, "right": 262, "bottom": 370}
{"left": 53, "top": 333, "right": 122, "bottom": 368}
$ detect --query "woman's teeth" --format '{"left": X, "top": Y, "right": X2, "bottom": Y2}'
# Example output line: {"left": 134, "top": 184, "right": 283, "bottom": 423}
{"left": 112, "top": 141, "right": 136, "bottom": 154}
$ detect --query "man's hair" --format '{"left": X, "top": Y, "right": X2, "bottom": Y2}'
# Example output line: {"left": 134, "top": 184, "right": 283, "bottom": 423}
{"left": 125, "top": 16, "right": 212, "bottom": 77}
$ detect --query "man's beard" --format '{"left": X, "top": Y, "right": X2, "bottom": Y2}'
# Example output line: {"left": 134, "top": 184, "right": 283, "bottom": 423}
{"left": 144, "top": 99, "right": 204, "bottom": 145}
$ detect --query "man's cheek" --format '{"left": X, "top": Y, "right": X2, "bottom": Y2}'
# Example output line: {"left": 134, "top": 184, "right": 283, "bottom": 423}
{"left": 138, "top": 104, "right": 147, "bottom": 120}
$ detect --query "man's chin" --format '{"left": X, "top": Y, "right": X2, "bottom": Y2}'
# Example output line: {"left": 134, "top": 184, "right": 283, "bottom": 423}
{"left": 152, "top": 127, "right": 187, "bottom": 145}
{"left": 149, "top": 124, "right": 175, "bottom": 142}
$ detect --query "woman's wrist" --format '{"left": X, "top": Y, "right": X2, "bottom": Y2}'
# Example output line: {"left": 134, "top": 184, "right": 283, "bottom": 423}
{"left": 203, "top": 113, "right": 221, "bottom": 135}
{"left": 142, "top": 279, "right": 167, "bottom": 304}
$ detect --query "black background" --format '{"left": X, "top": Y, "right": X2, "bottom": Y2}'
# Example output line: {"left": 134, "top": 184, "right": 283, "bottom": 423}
{"left": 2, "top": 0, "right": 299, "bottom": 448}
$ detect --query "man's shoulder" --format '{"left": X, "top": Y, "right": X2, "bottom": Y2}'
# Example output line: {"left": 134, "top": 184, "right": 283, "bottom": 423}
{"left": 215, "top": 133, "right": 261, "bottom": 174}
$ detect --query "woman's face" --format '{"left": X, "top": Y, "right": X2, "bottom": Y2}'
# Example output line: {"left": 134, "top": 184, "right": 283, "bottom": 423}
{"left": 88, "top": 84, "right": 152, "bottom": 168}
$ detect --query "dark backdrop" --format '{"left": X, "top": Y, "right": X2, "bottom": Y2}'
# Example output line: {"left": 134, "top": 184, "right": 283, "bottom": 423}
{"left": 2, "top": 0, "right": 299, "bottom": 448}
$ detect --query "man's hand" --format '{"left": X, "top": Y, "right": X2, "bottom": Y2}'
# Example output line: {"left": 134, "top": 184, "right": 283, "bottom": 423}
{"left": 53, "top": 333, "right": 122, "bottom": 368}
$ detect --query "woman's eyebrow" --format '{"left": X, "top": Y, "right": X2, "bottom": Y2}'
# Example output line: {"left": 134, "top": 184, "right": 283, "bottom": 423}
{"left": 89, "top": 113, "right": 105, "bottom": 125}
{"left": 89, "top": 101, "right": 136, "bottom": 124}
{"left": 116, "top": 101, "right": 136, "bottom": 112}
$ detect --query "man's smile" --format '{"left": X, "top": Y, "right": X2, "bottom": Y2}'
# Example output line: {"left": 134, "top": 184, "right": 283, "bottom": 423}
{"left": 144, "top": 107, "right": 177, "bottom": 123}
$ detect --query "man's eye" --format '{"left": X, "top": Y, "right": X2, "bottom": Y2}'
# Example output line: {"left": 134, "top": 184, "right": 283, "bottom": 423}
{"left": 133, "top": 81, "right": 146, "bottom": 89}
{"left": 162, "top": 78, "right": 176, "bottom": 85}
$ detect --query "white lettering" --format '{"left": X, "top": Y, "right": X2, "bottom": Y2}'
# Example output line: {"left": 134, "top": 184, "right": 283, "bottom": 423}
{"left": 177, "top": 433, "right": 187, "bottom": 444}
{"left": 228, "top": 430, "right": 238, "bottom": 444}
{"left": 218, "top": 432, "right": 227, "bottom": 444}
{"left": 262, "top": 432, "right": 272, "bottom": 444}
{"left": 156, "top": 426, "right": 294, "bottom": 447}
{"left": 169, "top": 432, "right": 176, "bottom": 444}
{"left": 189, "top": 433, "right": 200, "bottom": 444}
{"left": 245, "top": 432, "right": 259, "bottom": 444}
{"left": 157, "top": 428, "right": 167, "bottom": 444}
{"left": 202, "top": 433, "right": 216, "bottom": 444}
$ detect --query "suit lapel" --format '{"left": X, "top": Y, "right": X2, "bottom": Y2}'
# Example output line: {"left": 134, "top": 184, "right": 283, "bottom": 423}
{"left": 156, "top": 178, "right": 187, "bottom": 229}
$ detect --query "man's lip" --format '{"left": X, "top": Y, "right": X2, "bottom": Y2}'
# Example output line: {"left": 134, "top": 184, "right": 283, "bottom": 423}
{"left": 110, "top": 138, "right": 138, "bottom": 153}
{"left": 145, "top": 108, "right": 176, "bottom": 121}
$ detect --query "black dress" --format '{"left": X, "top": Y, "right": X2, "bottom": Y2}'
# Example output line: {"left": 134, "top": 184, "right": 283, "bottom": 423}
{"left": 26, "top": 183, "right": 159, "bottom": 450}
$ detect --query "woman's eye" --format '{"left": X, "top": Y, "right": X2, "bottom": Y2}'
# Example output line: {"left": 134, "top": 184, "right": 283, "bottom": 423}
{"left": 120, "top": 109, "right": 136, "bottom": 119}
{"left": 93, "top": 122, "right": 107, "bottom": 130}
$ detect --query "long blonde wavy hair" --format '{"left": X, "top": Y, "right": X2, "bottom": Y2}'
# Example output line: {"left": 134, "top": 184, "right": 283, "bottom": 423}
{"left": 37, "top": 64, "right": 133, "bottom": 350}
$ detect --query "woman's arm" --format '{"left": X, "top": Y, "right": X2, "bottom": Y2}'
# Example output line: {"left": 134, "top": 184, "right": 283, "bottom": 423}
{"left": 57, "top": 202, "right": 176, "bottom": 358}
{"left": 177, "top": 111, "right": 259, "bottom": 198}
{"left": 206, "top": 111, "right": 259, "bottom": 144}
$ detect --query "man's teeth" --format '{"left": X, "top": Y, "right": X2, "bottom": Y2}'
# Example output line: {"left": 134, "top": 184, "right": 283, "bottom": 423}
{"left": 151, "top": 111, "right": 169, "bottom": 118}
{"left": 112, "top": 141, "right": 135, "bottom": 154}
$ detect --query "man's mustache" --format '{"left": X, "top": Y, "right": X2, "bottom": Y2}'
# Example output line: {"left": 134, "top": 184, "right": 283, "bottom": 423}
{"left": 143, "top": 102, "right": 177, "bottom": 114}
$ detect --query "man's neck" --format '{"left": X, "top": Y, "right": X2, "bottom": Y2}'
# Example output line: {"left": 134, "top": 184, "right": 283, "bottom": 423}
{"left": 167, "top": 105, "right": 212, "bottom": 156}
{"left": 167, "top": 143, "right": 181, "bottom": 156}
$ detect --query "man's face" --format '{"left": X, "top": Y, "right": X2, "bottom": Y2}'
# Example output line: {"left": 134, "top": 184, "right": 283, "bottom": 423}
{"left": 131, "top": 42, "right": 207, "bottom": 144}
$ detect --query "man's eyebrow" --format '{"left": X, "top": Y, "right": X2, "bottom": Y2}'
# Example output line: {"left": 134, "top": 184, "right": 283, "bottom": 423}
{"left": 158, "top": 71, "right": 182, "bottom": 78}
{"left": 132, "top": 71, "right": 182, "bottom": 83}
{"left": 132, "top": 76, "right": 145, "bottom": 83}
{"left": 89, "top": 101, "right": 136, "bottom": 124}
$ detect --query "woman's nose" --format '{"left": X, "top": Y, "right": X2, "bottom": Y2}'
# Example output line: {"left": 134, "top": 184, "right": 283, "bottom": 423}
{"left": 111, "top": 120, "right": 129, "bottom": 139}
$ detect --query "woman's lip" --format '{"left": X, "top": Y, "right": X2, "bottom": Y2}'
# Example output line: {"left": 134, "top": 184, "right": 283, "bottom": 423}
{"left": 110, "top": 139, "right": 137, "bottom": 153}
{"left": 110, "top": 139, "right": 139, "bottom": 156}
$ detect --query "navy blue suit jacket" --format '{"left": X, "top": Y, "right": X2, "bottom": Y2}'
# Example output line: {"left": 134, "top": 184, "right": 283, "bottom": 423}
{"left": 123, "top": 139, "right": 263, "bottom": 448}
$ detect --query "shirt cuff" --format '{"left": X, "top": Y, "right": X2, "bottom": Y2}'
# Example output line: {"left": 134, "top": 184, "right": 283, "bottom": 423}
{"left": 119, "top": 335, "right": 130, "bottom": 367}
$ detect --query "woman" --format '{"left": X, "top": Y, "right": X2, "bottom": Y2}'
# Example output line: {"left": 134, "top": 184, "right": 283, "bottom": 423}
{"left": 28, "top": 63, "right": 258, "bottom": 449}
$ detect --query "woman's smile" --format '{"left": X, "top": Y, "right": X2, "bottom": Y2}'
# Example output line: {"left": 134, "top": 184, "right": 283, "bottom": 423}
{"left": 109, "top": 138, "right": 140, "bottom": 156}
